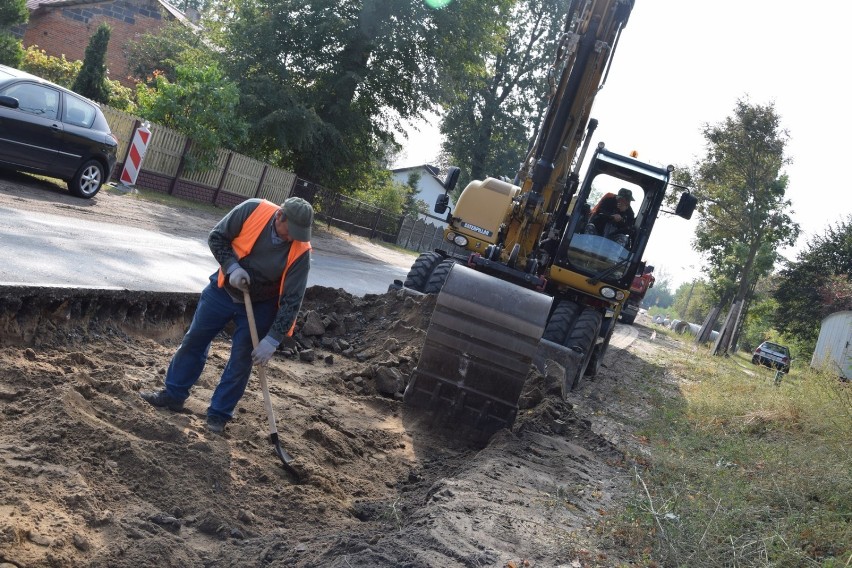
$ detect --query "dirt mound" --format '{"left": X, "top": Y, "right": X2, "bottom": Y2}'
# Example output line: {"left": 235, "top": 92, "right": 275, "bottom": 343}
{"left": 0, "top": 284, "right": 643, "bottom": 567}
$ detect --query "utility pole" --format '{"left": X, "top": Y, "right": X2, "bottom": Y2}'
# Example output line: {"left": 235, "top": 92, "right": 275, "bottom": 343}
{"left": 683, "top": 279, "right": 696, "bottom": 316}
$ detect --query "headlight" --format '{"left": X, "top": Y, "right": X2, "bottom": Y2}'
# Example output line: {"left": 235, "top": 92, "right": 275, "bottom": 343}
{"left": 453, "top": 234, "right": 468, "bottom": 247}
{"left": 600, "top": 287, "right": 616, "bottom": 299}
{"left": 446, "top": 231, "right": 456, "bottom": 242}
{"left": 615, "top": 291, "right": 625, "bottom": 300}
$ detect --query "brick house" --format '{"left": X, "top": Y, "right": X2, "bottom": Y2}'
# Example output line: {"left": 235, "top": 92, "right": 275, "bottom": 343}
{"left": 16, "top": 0, "right": 193, "bottom": 88}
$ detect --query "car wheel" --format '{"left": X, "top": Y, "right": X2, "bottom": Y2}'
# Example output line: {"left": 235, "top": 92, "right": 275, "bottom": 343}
{"left": 68, "top": 160, "right": 105, "bottom": 198}
{"left": 751, "top": 355, "right": 759, "bottom": 365}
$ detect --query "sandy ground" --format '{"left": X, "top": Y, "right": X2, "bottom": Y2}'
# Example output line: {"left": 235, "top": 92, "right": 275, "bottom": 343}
{"left": 0, "top": 172, "right": 675, "bottom": 568}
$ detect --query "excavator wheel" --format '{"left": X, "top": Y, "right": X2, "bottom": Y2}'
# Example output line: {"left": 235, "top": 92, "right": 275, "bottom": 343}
{"left": 564, "top": 309, "right": 602, "bottom": 390}
{"left": 404, "top": 264, "right": 552, "bottom": 445}
{"left": 586, "top": 316, "right": 615, "bottom": 377}
{"left": 542, "top": 301, "right": 582, "bottom": 344}
{"left": 543, "top": 301, "right": 602, "bottom": 394}
{"left": 403, "top": 252, "right": 444, "bottom": 292}
{"left": 422, "top": 259, "right": 456, "bottom": 294}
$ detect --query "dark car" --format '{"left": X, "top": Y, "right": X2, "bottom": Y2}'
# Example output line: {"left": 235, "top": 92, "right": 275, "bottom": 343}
{"left": 752, "top": 341, "right": 791, "bottom": 374}
{"left": 0, "top": 64, "right": 118, "bottom": 198}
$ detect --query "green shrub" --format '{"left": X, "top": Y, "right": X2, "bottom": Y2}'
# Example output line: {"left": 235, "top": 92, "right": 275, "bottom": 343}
{"left": 20, "top": 45, "right": 81, "bottom": 87}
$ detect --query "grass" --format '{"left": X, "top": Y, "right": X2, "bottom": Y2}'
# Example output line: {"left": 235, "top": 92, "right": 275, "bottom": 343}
{"left": 103, "top": 183, "right": 225, "bottom": 215}
{"left": 607, "top": 335, "right": 852, "bottom": 567}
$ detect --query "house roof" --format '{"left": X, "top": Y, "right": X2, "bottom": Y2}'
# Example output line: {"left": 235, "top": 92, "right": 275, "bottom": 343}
{"left": 391, "top": 164, "right": 441, "bottom": 177}
{"left": 27, "top": 0, "right": 197, "bottom": 27}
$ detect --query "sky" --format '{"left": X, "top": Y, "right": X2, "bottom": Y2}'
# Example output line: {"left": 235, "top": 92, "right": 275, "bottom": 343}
{"left": 393, "top": 0, "right": 852, "bottom": 290}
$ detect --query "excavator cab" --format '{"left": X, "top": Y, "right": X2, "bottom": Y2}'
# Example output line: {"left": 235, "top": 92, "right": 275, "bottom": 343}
{"left": 549, "top": 144, "right": 679, "bottom": 293}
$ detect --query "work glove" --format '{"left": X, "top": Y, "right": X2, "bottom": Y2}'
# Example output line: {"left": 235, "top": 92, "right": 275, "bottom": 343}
{"left": 229, "top": 266, "right": 251, "bottom": 292}
{"left": 252, "top": 336, "right": 279, "bottom": 366}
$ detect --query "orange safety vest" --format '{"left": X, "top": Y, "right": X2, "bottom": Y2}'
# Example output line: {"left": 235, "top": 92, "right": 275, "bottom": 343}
{"left": 217, "top": 199, "right": 312, "bottom": 336}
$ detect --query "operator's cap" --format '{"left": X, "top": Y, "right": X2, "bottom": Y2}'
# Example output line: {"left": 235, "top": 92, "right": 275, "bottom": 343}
{"left": 281, "top": 197, "right": 314, "bottom": 242}
{"left": 617, "top": 188, "right": 635, "bottom": 201}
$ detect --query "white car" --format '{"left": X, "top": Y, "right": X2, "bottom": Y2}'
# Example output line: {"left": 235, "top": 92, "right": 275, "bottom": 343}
{"left": 752, "top": 341, "right": 791, "bottom": 374}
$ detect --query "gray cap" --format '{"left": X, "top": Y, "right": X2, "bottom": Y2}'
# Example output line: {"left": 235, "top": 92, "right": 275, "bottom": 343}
{"left": 281, "top": 197, "right": 314, "bottom": 242}
{"left": 617, "top": 188, "right": 635, "bottom": 201}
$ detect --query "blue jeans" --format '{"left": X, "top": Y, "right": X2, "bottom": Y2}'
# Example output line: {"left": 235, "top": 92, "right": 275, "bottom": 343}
{"left": 164, "top": 280, "right": 277, "bottom": 420}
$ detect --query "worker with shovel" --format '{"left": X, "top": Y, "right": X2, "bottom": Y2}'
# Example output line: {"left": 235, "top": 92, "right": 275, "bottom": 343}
{"left": 140, "top": 197, "right": 313, "bottom": 435}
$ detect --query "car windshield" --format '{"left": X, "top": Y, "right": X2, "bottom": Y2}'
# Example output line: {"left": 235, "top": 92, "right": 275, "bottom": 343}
{"left": 763, "top": 342, "right": 788, "bottom": 354}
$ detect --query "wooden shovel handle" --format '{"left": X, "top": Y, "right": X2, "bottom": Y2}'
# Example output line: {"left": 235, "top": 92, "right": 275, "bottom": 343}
{"left": 242, "top": 289, "right": 261, "bottom": 349}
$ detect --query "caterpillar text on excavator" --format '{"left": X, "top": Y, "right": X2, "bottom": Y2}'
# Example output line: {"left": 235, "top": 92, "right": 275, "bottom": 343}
{"left": 392, "top": 0, "right": 696, "bottom": 444}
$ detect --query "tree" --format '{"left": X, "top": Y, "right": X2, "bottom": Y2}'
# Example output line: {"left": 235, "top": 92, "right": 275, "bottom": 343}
{"left": 683, "top": 98, "right": 800, "bottom": 355}
{"left": 72, "top": 23, "right": 111, "bottom": 103}
{"left": 672, "top": 279, "right": 713, "bottom": 324}
{"left": 643, "top": 266, "right": 674, "bottom": 309}
{"left": 136, "top": 62, "right": 248, "bottom": 172}
{"left": 736, "top": 274, "right": 783, "bottom": 352}
{"left": 773, "top": 215, "right": 852, "bottom": 353}
{"left": 644, "top": 281, "right": 674, "bottom": 310}
{"left": 0, "top": 0, "right": 27, "bottom": 66}
{"left": 439, "top": 0, "right": 567, "bottom": 186}
{"left": 402, "top": 172, "right": 426, "bottom": 220}
{"left": 352, "top": 169, "right": 407, "bottom": 215}
{"left": 125, "top": 20, "right": 212, "bottom": 84}
{"left": 210, "top": 0, "right": 507, "bottom": 190}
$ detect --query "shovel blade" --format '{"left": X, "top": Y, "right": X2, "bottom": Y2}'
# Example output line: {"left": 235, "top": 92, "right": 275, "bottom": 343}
{"left": 270, "top": 432, "right": 299, "bottom": 478}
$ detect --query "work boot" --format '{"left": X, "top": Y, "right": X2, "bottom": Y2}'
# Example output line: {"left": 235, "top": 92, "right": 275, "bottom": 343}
{"left": 139, "top": 389, "right": 184, "bottom": 412}
{"left": 206, "top": 414, "right": 227, "bottom": 434}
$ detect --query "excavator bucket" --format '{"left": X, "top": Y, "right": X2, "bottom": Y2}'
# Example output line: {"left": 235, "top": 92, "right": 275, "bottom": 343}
{"left": 403, "top": 265, "right": 552, "bottom": 444}
{"left": 0, "top": 285, "right": 198, "bottom": 345}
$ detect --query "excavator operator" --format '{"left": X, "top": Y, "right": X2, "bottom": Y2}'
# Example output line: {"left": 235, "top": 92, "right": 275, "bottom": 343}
{"left": 585, "top": 188, "right": 636, "bottom": 246}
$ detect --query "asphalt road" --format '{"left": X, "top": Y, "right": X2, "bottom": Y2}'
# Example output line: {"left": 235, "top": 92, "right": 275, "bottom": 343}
{"left": 0, "top": 206, "right": 408, "bottom": 296}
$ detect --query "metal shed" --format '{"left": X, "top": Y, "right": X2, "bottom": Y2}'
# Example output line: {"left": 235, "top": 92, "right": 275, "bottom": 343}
{"left": 810, "top": 310, "right": 852, "bottom": 380}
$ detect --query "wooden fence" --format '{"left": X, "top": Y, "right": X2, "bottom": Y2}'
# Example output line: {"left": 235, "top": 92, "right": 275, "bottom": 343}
{"left": 101, "top": 106, "right": 296, "bottom": 209}
{"left": 396, "top": 216, "right": 467, "bottom": 256}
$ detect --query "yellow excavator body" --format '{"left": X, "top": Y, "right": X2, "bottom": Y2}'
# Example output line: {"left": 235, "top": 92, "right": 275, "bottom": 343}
{"left": 398, "top": 0, "right": 697, "bottom": 443}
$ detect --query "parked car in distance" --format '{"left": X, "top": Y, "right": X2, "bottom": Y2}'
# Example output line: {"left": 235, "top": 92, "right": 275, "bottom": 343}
{"left": 0, "top": 64, "right": 118, "bottom": 198}
{"left": 752, "top": 341, "right": 791, "bottom": 374}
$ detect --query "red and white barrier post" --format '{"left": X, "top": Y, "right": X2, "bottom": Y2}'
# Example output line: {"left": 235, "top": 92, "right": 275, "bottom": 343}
{"left": 119, "top": 122, "right": 152, "bottom": 186}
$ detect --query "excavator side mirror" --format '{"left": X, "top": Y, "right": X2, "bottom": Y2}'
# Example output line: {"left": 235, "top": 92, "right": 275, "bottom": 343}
{"left": 435, "top": 193, "right": 449, "bottom": 214}
{"left": 675, "top": 192, "right": 697, "bottom": 220}
{"left": 443, "top": 166, "right": 460, "bottom": 192}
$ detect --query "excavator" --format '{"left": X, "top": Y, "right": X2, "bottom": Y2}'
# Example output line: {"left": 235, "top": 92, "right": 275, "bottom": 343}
{"left": 394, "top": 0, "right": 696, "bottom": 443}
